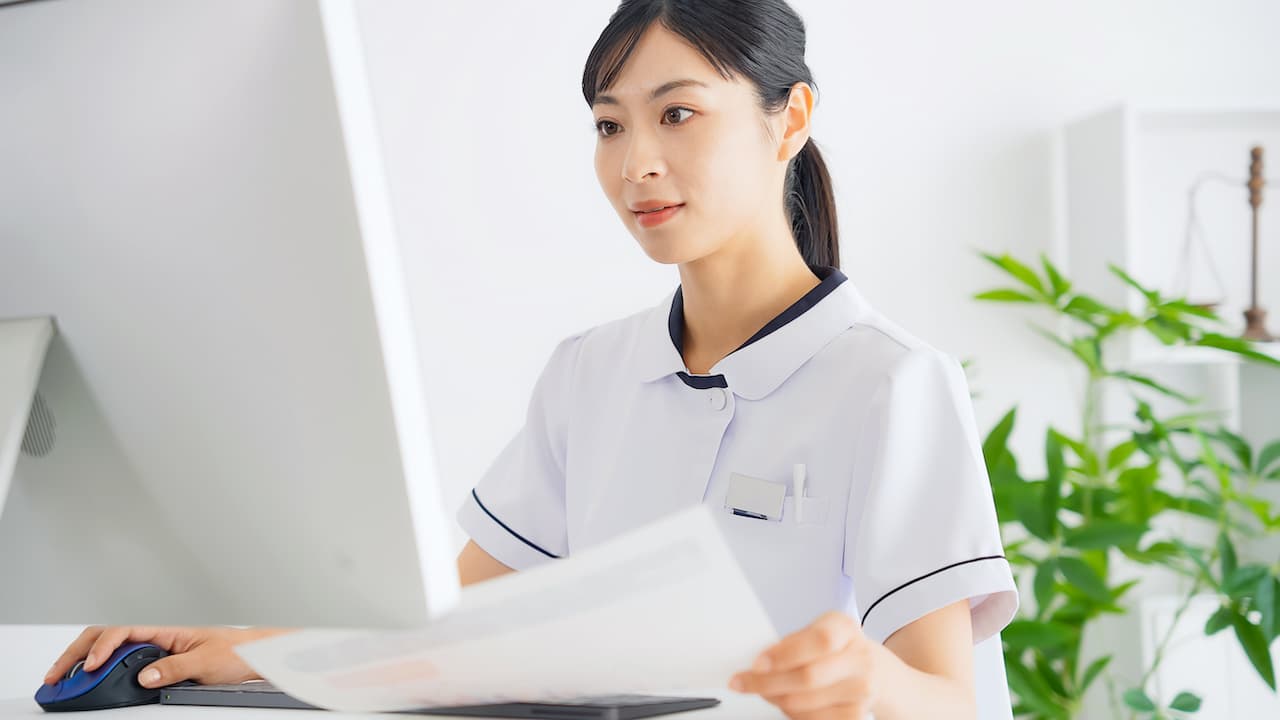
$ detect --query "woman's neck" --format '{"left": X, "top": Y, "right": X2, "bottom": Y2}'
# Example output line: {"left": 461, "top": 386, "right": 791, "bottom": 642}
{"left": 677, "top": 234, "right": 821, "bottom": 375}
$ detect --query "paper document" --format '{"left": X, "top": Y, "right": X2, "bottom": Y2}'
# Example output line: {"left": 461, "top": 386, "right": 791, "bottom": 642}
{"left": 234, "top": 504, "right": 779, "bottom": 713}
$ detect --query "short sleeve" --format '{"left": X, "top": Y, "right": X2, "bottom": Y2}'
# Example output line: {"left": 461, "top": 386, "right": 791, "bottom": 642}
{"left": 843, "top": 346, "right": 1019, "bottom": 646}
{"left": 455, "top": 333, "right": 583, "bottom": 571}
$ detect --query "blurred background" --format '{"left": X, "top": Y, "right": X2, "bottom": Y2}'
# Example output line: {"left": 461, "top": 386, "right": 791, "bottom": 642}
{"left": 356, "top": 0, "right": 1280, "bottom": 549}
{"left": 357, "top": 2, "right": 1280, "bottom": 716}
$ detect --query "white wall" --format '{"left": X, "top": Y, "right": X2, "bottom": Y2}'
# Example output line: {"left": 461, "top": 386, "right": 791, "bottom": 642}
{"left": 351, "top": 0, "right": 1280, "bottom": 551}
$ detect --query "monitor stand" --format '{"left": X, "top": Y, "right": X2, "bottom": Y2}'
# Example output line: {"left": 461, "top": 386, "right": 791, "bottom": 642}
{"left": 0, "top": 317, "right": 55, "bottom": 512}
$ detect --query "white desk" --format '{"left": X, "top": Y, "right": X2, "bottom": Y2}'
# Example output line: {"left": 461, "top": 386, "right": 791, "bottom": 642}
{"left": 0, "top": 695, "right": 780, "bottom": 718}
{"left": 2, "top": 626, "right": 781, "bottom": 718}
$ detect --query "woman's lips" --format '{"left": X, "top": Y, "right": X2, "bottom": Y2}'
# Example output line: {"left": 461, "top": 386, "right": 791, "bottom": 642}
{"left": 634, "top": 203, "right": 683, "bottom": 228}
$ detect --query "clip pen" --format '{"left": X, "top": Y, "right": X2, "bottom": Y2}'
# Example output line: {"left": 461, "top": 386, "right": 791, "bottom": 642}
{"left": 793, "top": 463, "right": 806, "bottom": 522}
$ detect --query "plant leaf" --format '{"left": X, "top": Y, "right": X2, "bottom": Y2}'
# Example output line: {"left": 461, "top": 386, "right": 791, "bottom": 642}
{"left": 1110, "top": 371, "right": 1194, "bottom": 402}
{"left": 975, "top": 289, "right": 1040, "bottom": 303}
{"left": 1259, "top": 576, "right": 1279, "bottom": 641}
{"left": 1194, "top": 333, "right": 1280, "bottom": 367}
{"left": 1032, "top": 325, "right": 1103, "bottom": 373}
{"left": 1117, "top": 464, "right": 1161, "bottom": 524}
{"left": 1210, "top": 427, "right": 1253, "bottom": 473}
{"left": 1224, "top": 565, "right": 1271, "bottom": 599}
{"left": 1042, "top": 255, "right": 1071, "bottom": 299}
{"left": 983, "top": 252, "right": 1048, "bottom": 298}
{"left": 1033, "top": 558, "right": 1058, "bottom": 618}
{"left": 1162, "top": 299, "right": 1221, "bottom": 320}
{"left": 1005, "top": 658, "right": 1071, "bottom": 719}
{"left": 1063, "top": 520, "right": 1147, "bottom": 550}
{"left": 1169, "top": 691, "right": 1202, "bottom": 712}
{"left": 1108, "top": 265, "right": 1160, "bottom": 304}
{"left": 1230, "top": 610, "right": 1277, "bottom": 691}
{"left": 1146, "top": 314, "right": 1190, "bottom": 344}
{"left": 1077, "top": 654, "right": 1112, "bottom": 695}
{"left": 1002, "top": 620, "right": 1075, "bottom": 650}
{"left": 1173, "top": 539, "right": 1222, "bottom": 591}
{"left": 1058, "top": 556, "right": 1110, "bottom": 604}
{"left": 983, "top": 408, "right": 1017, "bottom": 480}
{"left": 1124, "top": 540, "right": 1179, "bottom": 564}
{"left": 1071, "top": 337, "right": 1104, "bottom": 374}
{"left": 1044, "top": 431, "right": 1065, "bottom": 538}
{"left": 1218, "top": 531, "right": 1238, "bottom": 581}
{"left": 1034, "top": 653, "right": 1071, "bottom": 699}
{"left": 1014, "top": 481, "right": 1055, "bottom": 540}
{"left": 1062, "top": 294, "right": 1115, "bottom": 324}
{"left": 1107, "top": 440, "right": 1139, "bottom": 471}
{"left": 1123, "top": 688, "right": 1157, "bottom": 712}
{"left": 1204, "top": 606, "right": 1233, "bottom": 636}
{"left": 1258, "top": 440, "right": 1280, "bottom": 477}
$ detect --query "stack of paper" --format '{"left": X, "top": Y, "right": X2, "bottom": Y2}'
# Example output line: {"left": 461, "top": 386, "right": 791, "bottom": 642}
{"left": 234, "top": 504, "right": 779, "bottom": 713}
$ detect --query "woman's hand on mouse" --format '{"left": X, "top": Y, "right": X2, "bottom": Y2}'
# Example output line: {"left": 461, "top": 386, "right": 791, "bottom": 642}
{"left": 44, "top": 625, "right": 294, "bottom": 688}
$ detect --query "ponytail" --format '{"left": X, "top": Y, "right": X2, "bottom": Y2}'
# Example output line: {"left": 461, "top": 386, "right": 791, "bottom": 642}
{"left": 786, "top": 137, "right": 839, "bottom": 268}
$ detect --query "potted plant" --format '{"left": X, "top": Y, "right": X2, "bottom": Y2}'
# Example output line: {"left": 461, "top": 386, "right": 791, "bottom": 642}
{"left": 974, "top": 252, "right": 1280, "bottom": 719}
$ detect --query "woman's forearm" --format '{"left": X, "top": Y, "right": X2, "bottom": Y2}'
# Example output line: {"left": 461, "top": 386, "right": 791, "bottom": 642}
{"left": 871, "top": 643, "right": 977, "bottom": 720}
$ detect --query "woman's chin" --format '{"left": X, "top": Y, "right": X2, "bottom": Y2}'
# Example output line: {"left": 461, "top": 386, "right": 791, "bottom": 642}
{"left": 633, "top": 234, "right": 710, "bottom": 266}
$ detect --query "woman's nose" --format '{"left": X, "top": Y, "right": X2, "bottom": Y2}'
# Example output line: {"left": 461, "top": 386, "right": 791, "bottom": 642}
{"left": 621, "top": 134, "right": 665, "bottom": 184}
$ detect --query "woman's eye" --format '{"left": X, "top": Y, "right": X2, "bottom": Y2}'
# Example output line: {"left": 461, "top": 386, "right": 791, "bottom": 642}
{"left": 663, "top": 107, "right": 693, "bottom": 125}
{"left": 594, "top": 107, "right": 693, "bottom": 138}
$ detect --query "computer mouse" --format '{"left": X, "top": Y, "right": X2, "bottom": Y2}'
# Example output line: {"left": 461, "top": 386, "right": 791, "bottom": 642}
{"left": 34, "top": 641, "right": 170, "bottom": 712}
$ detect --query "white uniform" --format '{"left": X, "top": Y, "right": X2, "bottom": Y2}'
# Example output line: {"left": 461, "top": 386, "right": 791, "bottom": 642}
{"left": 456, "top": 266, "right": 1020, "bottom": 718}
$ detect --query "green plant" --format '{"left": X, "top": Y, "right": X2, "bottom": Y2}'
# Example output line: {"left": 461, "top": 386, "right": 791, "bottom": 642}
{"left": 974, "top": 252, "right": 1280, "bottom": 719}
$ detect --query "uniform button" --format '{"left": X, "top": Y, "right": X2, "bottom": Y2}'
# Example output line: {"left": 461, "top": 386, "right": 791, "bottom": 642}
{"left": 708, "top": 387, "right": 728, "bottom": 411}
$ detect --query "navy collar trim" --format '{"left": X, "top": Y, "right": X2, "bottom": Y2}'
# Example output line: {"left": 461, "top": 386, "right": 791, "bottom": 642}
{"left": 667, "top": 265, "right": 848, "bottom": 359}
{"left": 633, "top": 264, "right": 868, "bottom": 399}
{"left": 674, "top": 371, "right": 728, "bottom": 389}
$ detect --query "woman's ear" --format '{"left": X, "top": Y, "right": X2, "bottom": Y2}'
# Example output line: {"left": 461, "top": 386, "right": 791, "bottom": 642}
{"left": 776, "top": 81, "right": 814, "bottom": 162}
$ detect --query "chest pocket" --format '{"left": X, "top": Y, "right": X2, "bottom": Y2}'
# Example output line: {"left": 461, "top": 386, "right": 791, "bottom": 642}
{"left": 721, "top": 470, "right": 830, "bottom": 527}
{"left": 787, "top": 495, "right": 829, "bottom": 525}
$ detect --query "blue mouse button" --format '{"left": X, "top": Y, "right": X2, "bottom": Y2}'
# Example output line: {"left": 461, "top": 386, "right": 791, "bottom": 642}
{"left": 34, "top": 642, "right": 170, "bottom": 712}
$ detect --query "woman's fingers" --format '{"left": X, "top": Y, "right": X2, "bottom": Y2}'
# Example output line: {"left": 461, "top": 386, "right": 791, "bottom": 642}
{"left": 765, "top": 676, "right": 874, "bottom": 716}
{"left": 44, "top": 626, "right": 105, "bottom": 684}
{"left": 135, "top": 647, "right": 207, "bottom": 688}
{"left": 83, "top": 626, "right": 163, "bottom": 672}
{"left": 753, "top": 611, "right": 859, "bottom": 674}
{"left": 733, "top": 644, "right": 866, "bottom": 696}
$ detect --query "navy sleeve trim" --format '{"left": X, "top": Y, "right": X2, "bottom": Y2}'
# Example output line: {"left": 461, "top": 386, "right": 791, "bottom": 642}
{"left": 860, "top": 554, "right": 1006, "bottom": 624}
{"left": 471, "top": 488, "right": 562, "bottom": 559}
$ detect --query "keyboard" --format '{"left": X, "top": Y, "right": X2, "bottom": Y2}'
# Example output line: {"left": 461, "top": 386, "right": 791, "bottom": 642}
{"left": 161, "top": 681, "right": 721, "bottom": 718}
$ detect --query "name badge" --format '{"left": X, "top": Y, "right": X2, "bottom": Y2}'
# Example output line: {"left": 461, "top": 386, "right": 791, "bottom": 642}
{"left": 724, "top": 472, "right": 786, "bottom": 521}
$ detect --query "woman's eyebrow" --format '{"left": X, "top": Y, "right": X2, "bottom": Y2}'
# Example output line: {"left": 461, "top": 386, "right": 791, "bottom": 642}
{"left": 593, "top": 78, "right": 710, "bottom": 107}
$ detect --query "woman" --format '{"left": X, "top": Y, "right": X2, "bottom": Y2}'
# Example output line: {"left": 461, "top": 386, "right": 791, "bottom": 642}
{"left": 44, "top": 2, "right": 1018, "bottom": 718}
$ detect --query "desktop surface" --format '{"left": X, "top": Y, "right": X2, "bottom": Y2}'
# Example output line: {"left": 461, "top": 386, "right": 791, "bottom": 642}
{"left": 3, "top": 627, "right": 784, "bottom": 718}
{"left": 0, "top": 691, "right": 781, "bottom": 719}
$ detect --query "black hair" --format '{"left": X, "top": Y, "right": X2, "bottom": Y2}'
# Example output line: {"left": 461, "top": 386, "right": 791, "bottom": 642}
{"left": 582, "top": 0, "right": 839, "bottom": 268}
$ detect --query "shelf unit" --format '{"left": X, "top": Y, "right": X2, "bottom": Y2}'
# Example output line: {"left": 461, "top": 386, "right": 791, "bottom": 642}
{"left": 1062, "top": 103, "right": 1280, "bottom": 719}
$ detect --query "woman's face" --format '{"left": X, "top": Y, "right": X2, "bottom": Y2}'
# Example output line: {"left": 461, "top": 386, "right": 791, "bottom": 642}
{"left": 591, "top": 25, "right": 795, "bottom": 266}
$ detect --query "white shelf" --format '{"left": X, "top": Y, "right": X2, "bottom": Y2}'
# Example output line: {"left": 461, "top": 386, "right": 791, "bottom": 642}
{"left": 1063, "top": 103, "right": 1280, "bottom": 365}
{"left": 1065, "top": 105, "right": 1280, "bottom": 720}
{"left": 1126, "top": 340, "right": 1280, "bottom": 367}
{"left": 1064, "top": 103, "right": 1280, "bottom": 440}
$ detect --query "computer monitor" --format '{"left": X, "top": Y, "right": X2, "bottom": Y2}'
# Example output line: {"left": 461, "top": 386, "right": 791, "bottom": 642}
{"left": 0, "top": 0, "right": 461, "bottom": 628}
